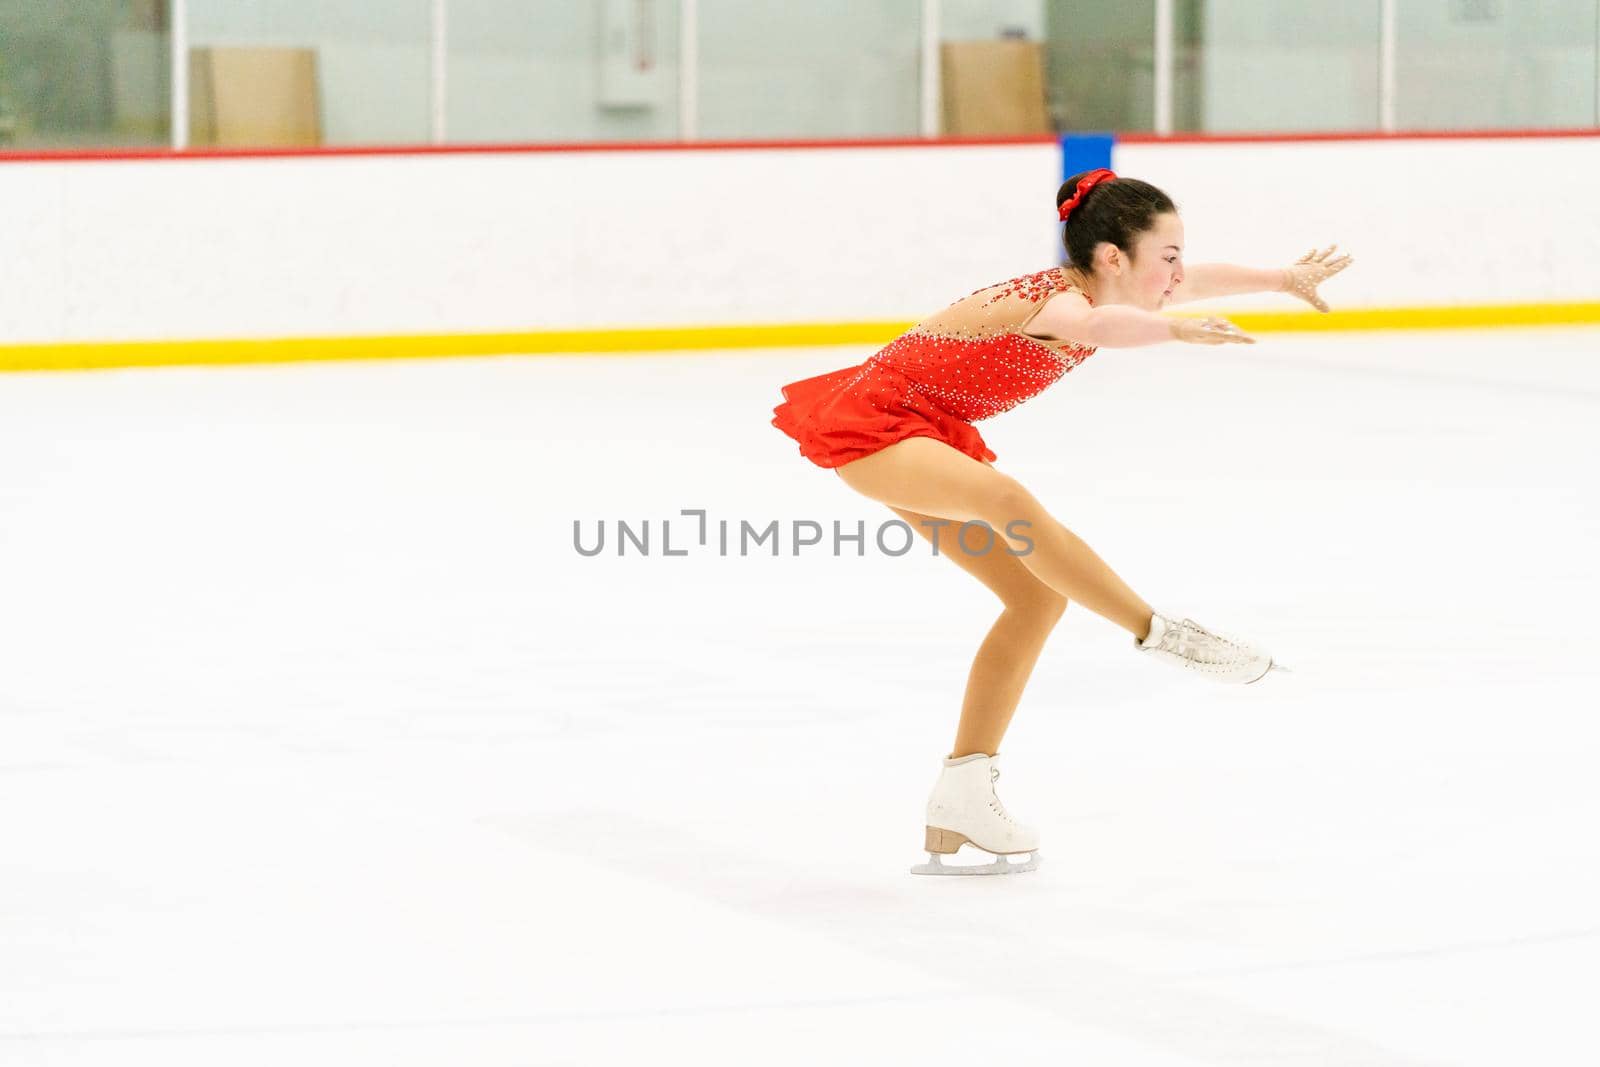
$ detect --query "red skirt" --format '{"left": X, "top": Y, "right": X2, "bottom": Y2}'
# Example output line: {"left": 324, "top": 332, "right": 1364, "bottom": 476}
{"left": 770, "top": 361, "right": 996, "bottom": 470}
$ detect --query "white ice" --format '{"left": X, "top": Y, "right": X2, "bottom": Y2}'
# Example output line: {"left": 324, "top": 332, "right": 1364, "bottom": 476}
{"left": 1, "top": 327, "right": 1597, "bottom": 1066}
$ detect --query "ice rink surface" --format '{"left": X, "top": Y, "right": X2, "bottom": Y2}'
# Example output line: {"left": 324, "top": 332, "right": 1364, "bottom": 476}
{"left": 2, "top": 327, "right": 1598, "bottom": 1066}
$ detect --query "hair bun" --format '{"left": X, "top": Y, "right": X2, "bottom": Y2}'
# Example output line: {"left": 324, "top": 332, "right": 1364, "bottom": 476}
{"left": 1057, "top": 169, "right": 1117, "bottom": 223}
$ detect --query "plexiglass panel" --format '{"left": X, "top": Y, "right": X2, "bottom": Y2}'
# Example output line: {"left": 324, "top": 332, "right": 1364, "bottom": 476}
{"left": 1043, "top": 1, "right": 1159, "bottom": 132}
{"left": 5, "top": 1, "right": 1599, "bottom": 152}
{"left": 1395, "top": 1, "right": 1598, "bottom": 130}
{"left": 0, "top": 0, "right": 170, "bottom": 150}
{"left": 446, "top": 0, "right": 680, "bottom": 143}
{"left": 187, "top": 0, "right": 432, "bottom": 146}
{"left": 696, "top": 0, "right": 922, "bottom": 139}
{"left": 1190, "top": 3, "right": 1382, "bottom": 132}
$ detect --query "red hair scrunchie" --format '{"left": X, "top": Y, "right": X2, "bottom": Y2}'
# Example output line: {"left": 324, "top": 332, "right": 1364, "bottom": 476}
{"left": 1057, "top": 168, "right": 1117, "bottom": 223}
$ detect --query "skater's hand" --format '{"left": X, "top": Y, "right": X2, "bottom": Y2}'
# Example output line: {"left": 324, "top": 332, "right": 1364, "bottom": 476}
{"left": 1170, "top": 316, "right": 1256, "bottom": 345}
{"left": 1280, "top": 244, "right": 1353, "bottom": 312}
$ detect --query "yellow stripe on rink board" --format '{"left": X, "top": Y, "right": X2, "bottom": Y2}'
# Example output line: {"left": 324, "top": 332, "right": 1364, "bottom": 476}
{"left": 4, "top": 303, "right": 1600, "bottom": 372}
{"left": 0, "top": 322, "right": 916, "bottom": 373}
{"left": 1220, "top": 302, "right": 1600, "bottom": 333}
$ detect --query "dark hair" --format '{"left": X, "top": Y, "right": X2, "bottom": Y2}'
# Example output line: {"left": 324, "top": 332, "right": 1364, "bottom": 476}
{"left": 1057, "top": 173, "right": 1177, "bottom": 271}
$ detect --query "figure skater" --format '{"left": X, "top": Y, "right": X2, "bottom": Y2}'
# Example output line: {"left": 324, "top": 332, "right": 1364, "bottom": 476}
{"left": 769, "top": 168, "right": 1353, "bottom": 875}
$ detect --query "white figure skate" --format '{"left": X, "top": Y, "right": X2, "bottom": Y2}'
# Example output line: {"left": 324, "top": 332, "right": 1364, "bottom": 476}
{"left": 910, "top": 752, "right": 1040, "bottom": 876}
{"left": 1137, "top": 612, "right": 1283, "bottom": 683}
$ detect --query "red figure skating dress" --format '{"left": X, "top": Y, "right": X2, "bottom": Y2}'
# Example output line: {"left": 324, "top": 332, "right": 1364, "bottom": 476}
{"left": 771, "top": 267, "right": 1098, "bottom": 469}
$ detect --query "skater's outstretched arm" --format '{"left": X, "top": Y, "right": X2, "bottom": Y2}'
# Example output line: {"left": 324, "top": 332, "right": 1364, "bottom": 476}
{"left": 1166, "top": 263, "right": 1284, "bottom": 304}
{"left": 1025, "top": 290, "right": 1256, "bottom": 348}
{"left": 1172, "top": 244, "right": 1354, "bottom": 310}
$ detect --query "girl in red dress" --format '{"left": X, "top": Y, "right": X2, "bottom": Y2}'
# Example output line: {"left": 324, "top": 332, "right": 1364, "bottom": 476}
{"left": 770, "top": 169, "right": 1352, "bottom": 875}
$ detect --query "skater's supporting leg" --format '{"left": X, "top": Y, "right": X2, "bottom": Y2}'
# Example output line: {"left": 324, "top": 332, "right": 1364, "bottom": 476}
{"left": 837, "top": 438, "right": 1156, "bottom": 639}
{"left": 890, "top": 505, "right": 1066, "bottom": 759}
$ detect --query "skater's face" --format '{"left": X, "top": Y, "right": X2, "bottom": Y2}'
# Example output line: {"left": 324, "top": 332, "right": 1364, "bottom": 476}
{"left": 1091, "top": 212, "right": 1186, "bottom": 310}
{"left": 1129, "top": 212, "right": 1186, "bottom": 311}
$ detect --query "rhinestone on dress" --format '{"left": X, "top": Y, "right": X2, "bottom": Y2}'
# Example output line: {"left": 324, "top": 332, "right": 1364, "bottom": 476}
{"left": 771, "top": 267, "right": 1100, "bottom": 468}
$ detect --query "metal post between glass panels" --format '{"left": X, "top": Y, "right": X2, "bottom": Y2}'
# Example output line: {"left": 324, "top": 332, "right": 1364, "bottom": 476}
{"left": 920, "top": 0, "right": 941, "bottom": 138}
{"left": 170, "top": 0, "right": 189, "bottom": 149}
{"left": 679, "top": 0, "right": 699, "bottom": 141}
{"left": 1154, "top": 0, "right": 1173, "bottom": 135}
{"left": 1379, "top": 0, "right": 1396, "bottom": 132}
{"left": 431, "top": 0, "right": 448, "bottom": 144}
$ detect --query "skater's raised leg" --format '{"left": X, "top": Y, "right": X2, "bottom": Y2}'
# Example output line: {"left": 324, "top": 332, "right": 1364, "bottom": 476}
{"left": 838, "top": 438, "right": 1156, "bottom": 638}
{"left": 840, "top": 439, "right": 1274, "bottom": 683}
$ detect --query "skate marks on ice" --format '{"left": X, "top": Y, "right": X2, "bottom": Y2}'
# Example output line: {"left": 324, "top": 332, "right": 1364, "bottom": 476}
{"left": 483, "top": 809, "right": 1448, "bottom": 1067}
{"left": 1210, "top": 342, "right": 1600, "bottom": 409}
{"left": 1159, "top": 924, "right": 1600, "bottom": 983}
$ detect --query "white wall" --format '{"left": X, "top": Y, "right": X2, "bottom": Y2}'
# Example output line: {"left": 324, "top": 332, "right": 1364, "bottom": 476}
{"left": 0, "top": 143, "right": 1060, "bottom": 344}
{"left": 1115, "top": 136, "right": 1600, "bottom": 309}
{"left": 1, "top": 135, "right": 1596, "bottom": 347}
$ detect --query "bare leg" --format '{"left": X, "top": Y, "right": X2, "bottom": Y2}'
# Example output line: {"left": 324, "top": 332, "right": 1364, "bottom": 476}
{"left": 889, "top": 505, "right": 1066, "bottom": 758}
{"left": 837, "top": 438, "right": 1155, "bottom": 639}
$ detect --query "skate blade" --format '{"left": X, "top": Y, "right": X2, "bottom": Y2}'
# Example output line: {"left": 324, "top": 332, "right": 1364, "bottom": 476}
{"left": 910, "top": 850, "right": 1040, "bottom": 876}
{"left": 1245, "top": 660, "right": 1291, "bottom": 683}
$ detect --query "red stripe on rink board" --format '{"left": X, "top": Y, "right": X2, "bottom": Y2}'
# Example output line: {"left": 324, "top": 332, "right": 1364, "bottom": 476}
{"left": 3, "top": 127, "right": 1597, "bottom": 165}
{"left": 1120, "top": 128, "right": 1600, "bottom": 144}
{"left": 0, "top": 135, "right": 1057, "bottom": 164}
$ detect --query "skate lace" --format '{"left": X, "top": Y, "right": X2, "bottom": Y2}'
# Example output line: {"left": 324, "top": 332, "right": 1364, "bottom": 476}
{"left": 1161, "top": 617, "right": 1248, "bottom": 665}
{"left": 988, "top": 766, "right": 1019, "bottom": 827}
